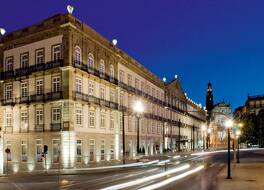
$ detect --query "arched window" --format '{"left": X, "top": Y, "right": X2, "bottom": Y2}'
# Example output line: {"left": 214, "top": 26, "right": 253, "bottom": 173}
{"left": 99, "top": 59, "right": 105, "bottom": 77}
{"left": 87, "top": 53, "right": 94, "bottom": 71}
{"left": 109, "top": 64, "right": 114, "bottom": 81}
{"left": 74, "top": 46, "right": 81, "bottom": 65}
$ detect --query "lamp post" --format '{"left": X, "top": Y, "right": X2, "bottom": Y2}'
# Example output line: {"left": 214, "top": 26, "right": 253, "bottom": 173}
{"left": 236, "top": 130, "right": 241, "bottom": 163}
{"left": 133, "top": 100, "right": 144, "bottom": 155}
{"left": 201, "top": 125, "right": 206, "bottom": 150}
{"left": 0, "top": 28, "right": 6, "bottom": 36}
{"left": 225, "top": 119, "right": 233, "bottom": 179}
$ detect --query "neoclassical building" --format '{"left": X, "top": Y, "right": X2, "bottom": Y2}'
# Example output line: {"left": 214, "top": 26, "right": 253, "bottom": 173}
{"left": 0, "top": 13, "right": 206, "bottom": 174}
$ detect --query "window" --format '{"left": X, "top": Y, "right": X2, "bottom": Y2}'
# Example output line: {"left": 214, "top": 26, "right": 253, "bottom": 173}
{"left": 76, "top": 140, "right": 82, "bottom": 162}
{"left": 36, "top": 79, "right": 44, "bottom": 95}
{"left": 52, "top": 44, "right": 61, "bottom": 61}
{"left": 110, "top": 89, "right": 115, "bottom": 102}
{"left": 109, "top": 64, "right": 114, "bottom": 80}
{"left": 89, "top": 111, "right": 95, "bottom": 128}
{"left": 21, "top": 82, "right": 28, "bottom": 98}
{"left": 5, "top": 57, "right": 13, "bottom": 71}
{"left": 87, "top": 53, "right": 94, "bottom": 71}
{"left": 52, "top": 76, "right": 61, "bottom": 92}
{"left": 100, "top": 112, "right": 105, "bottom": 128}
{"left": 5, "top": 84, "right": 12, "bottom": 100}
{"left": 74, "top": 46, "right": 81, "bottom": 65}
{"left": 141, "top": 81, "right": 145, "bottom": 92}
{"left": 6, "top": 141, "right": 12, "bottom": 161}
{"left": 110, "top": 114, "right": 114, "bottom": 130}
{"left": 36, "top": 108, "right": 44, "bottom": 125}
{"left": 76, "top": 108, "right": 82, "bottom": 126}
{"left": 76, "top": 77, "right": 82, "bottom": 94}
{"left": 36, "top": 139, "right": 42, "bottom": 162}
{"left": 99, "top": 59, "right": 105, "bottom": 77}
{"left": 52, "top": 108, "right": 61, "bottom": 123}
{"left": 100, "top": 140, "right": 105, "bottom": 161}
{"left": 88, "top": 81, "right": 94, "bottom": 96}
{"left": 120, "top": 91, "right": 124, "bottom": 106}
{"left": 5, "top": 112, "right": 12, "bottom": 127}
{"left": 36, "top": 49, "right": 44, "bottom": 65}
{"left": 135, "top": 78, "right": 139, "bottom": 89}
{"left": 89, "top": 139, "right": 95, "bottom": 162}
{"left": 100, "top": 85, "right": 105, "bottom": 99}
{"left": 21, "top": 111, "right": 28, "bottom": 131}
{"left": 21, "top": 53, "right": 29, "bottom": 68}
{"left": 21, "top": 140, "right": 28, "bottom": 162}
{"left": 119, "top": 70, "right": 124, "bottom": 82}
{"left": 52, "top": 139, "right": 60, "bottom": 163}
{"left": 127, "top": 74, "right": 132, "bottom": 86}
{"left": 110, "top": 142, "right": 114, "bottom": 160}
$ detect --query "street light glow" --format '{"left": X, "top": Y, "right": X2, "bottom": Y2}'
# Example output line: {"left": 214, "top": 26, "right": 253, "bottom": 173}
{"left": 207, "top": 128, "right": 212, "bottom": 134}
{"left": 225, "top": 119, "right": 233, "bottom": 128}
{"left": 0, "top": 28, "right": 6, "bottom": 35}
{"left": 236, "top": 130, "right": 241, "bottom": 137}
{"left": 112, "top": 39, "right": 118, "bottom": 46}
{"left": 133, "top": 100, "right": 144, "bottom": 114}
{"left": 201, "top": 125, "right": 206, "bottom": 131}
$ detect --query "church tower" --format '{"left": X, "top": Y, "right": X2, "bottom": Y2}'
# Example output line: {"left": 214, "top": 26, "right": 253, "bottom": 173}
{"left": 206, "top": 82, "right": 214, "bottom": 114}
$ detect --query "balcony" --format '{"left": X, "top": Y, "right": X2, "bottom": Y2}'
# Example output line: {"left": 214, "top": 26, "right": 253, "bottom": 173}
{"left": 20, "top": 96, "right": 30, "bottom": 104}
{"left": 50, "top": 123, "right": 61, "bottom": 131}
{"left": 15, "top": 67, "right": 30, "bottom": 77}
{"left": 1, "top": 98, "right": 15, "bottom": 105}
{"left": 35, "top": 124, "right": 44, "bottom": 132}
{"left": 1, "top": 70, "right": 14, "bottom": 79}
{"left": 45, "top": 91, "right": 63, "bottom": 100}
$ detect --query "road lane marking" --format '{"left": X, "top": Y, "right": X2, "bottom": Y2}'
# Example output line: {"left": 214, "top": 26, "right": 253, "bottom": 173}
{"left": 138, "top": 165, "right": 205, "bottom": 190}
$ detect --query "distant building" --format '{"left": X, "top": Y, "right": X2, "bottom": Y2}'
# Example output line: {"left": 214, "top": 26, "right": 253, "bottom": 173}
{"left": 210, "top": 101, "right": 232, "bottom": 149}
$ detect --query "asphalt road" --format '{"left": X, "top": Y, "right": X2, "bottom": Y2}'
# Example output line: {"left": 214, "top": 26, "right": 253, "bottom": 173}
{"left": 0, "top": 149, "right": 263, "bottom": 190}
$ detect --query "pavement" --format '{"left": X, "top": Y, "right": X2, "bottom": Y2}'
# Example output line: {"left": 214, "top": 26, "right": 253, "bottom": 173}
{"left": 217, "top": 151, "right": 264, "bottom": 190}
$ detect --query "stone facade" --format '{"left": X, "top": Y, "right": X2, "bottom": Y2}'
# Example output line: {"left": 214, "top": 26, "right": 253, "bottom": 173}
{"left": 0, "top": 13, "right": 206, "bottom": 174}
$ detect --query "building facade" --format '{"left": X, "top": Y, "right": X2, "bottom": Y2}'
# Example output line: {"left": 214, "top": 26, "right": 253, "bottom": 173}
{"left": 0, "top": 13, "right": 206, "bottom": 174}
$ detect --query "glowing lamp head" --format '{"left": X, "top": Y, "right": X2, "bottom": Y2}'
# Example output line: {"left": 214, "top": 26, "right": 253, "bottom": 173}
{"left": 0, "top": 28, "right": 6, "bottom": 36}
{"left": 133, "top": 100, "right": 144, "bottom": 114}
{"left": 112, "top": 39, "right": 118, "bottom": 46}
{"left": 225, "top": 119, "right": 233, "bottom": 128}
{"left": 67, "top": 5, "right": 74, "bottom": 14}
{"left": 207, "top": 128, "right": 212, "bottom": 134}
{"left": 201, "top": 125, "right": 206, "bottom": 131}
{"left": 162, "top": 77, "right": 166, "bottom": 82}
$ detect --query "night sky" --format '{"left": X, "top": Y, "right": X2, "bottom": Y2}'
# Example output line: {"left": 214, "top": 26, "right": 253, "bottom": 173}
{"left": 1, "top": 0, "right": 264, "bottom": 110}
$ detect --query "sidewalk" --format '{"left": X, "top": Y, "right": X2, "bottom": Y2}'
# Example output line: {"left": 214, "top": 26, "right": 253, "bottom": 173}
{"left": 217, "top": 158, "right": 264, "bottom": 190}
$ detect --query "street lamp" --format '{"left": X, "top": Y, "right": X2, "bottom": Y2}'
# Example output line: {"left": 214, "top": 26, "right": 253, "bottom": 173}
{"left": 0, "top": 28, "right": 6, "bottom": 36}
{"left": 236, "top": 129, "right": 241, "bottom": 163}
{"left": 225, "top": 119, "right": 233, "bottom": 179}
{"left": 133, "top": 100, "right": 144, "bottom": 155}
{"left": 201, "top": 125, "right": 206, "bottom": 150}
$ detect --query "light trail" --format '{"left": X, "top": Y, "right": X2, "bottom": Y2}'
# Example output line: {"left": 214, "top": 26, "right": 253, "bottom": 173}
{"left": 138, "top": 165, "right": 205, "bottom": 190}
{"left": 100, "top": 164, "right": 190, "bottom": 190}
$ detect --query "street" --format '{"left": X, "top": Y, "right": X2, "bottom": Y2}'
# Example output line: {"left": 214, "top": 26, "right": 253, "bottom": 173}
{"left": 0, "top": 149, "right": 263, "bottom": 190}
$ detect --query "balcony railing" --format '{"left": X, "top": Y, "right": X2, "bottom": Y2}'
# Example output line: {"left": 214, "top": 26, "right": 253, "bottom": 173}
{"left": 0, "top": 59, "right": 63, "bottom": 80}
{"left": 35, "top": 124, "right": 44, "bottom": 132}
{"left": 50, "top": 123, "right": 61, "bottom": 131}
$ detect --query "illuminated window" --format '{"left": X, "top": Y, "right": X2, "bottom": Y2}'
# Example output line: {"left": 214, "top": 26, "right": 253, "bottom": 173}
{"left": 76, "top": 108, "right": 82, "bottom": 126}
{"left": 5, "top": 57, "right": 13, "bottom": 71}
{"left": 21, "top": 140, "right": 28, "bottom": 162}
{"left": 5, "top": 84, "right": 12, "bottom": 100}
{"left": 76, "top": 140, "right": 82, "bottom": 162}
{"left": 119, "top": 70, "right": 124, "bottom": 82}
{"left": 100, "top": 112, "right": 105, "bottom": 128}
{"left": 100, "top": 140, "right": 105, "bottom": 161}
{"left": 36, "top": 49, "right": 44, "bottom": 64}
{"left": 36, "top": 139, "right": 42, "bottom": 162}
{"left": 110, "top": 114, "right": 115, "bottom": 130}
{"left": 109, "top": 64, "right": 114, "bottom": 81}
{"left": 127, "top": 74, "right": 132, "bottom": 86}
{"left": 5, "top": 112, "right": 12, "bottom": 127}
{"left": 52, "top": 139, "right": 60, "bottom": 163}
{"left": 100, "top": 85, "right": 105, "bottom": 99}
{"left": 20, "top": 53, "right": 29, "bottom": 68}
{"left": 21, "top": 82, "right": 28, "bottom": 98}
{"left": 99, "top": 59, "right": 105, "bottom": 77}
{"left": 89, "top": 111, "right": 95, "bottom": 128}
{"left": 36, "top": 108, "right": 44, "bottom": 125}
{"left": 76, "top": 77, "right": 82, "bottom": 94}
{"left": 52, "top": 44, "right": 61, "bottom": 61}
{"left": 21, "top": 111, "right": 28, "bottom": 132}
{"left": 36, "top": 79, "right": 44, "bottom": 95}
{"left": 89, "top": 139, "right": 95, "bottom": 162}
{"left": 75, "top": 46, "right": 81, "bottom": 65}
{"left": 88, "top": 81, "right": 94, "bottom": 96}
{"left": 52, "top": 108, "right": 61, "bottom": 124}
{"left": 87, "top": 53, "right": 94, "bottom": 71}
{"left": 52, "top": 76, "right": 61, "bottom": 92}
